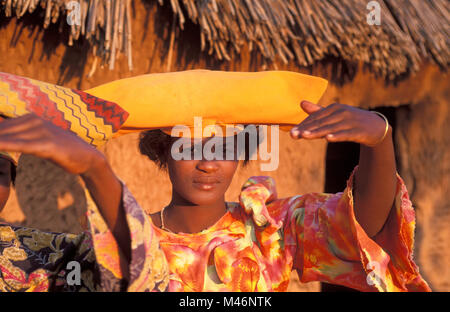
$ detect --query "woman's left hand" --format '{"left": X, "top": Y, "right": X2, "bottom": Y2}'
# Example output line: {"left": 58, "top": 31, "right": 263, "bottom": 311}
{"left": 290, "top": 101, "right": 390, "bottom": 147}
{"left": 291, "top": 101, "right": 397, "bottom": 238}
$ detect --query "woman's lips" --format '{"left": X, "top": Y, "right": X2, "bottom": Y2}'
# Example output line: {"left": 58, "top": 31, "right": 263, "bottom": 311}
{"left": 193, "top": 177, "right": 220, "bottom": 190}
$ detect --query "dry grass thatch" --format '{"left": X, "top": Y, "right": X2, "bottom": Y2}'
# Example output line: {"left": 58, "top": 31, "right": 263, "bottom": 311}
{"left": 1, "top": 0, "right": 449, "bottom": 79}
{"left": 1, "top": 0, "right": 134, "bottom": 72}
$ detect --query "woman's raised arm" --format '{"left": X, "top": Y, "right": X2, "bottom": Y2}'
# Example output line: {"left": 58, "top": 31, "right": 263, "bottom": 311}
{"left": 0, "top": 114, "right": 131, "bottom": 275}
{"left": 290, "top": 101, "right": 397, "bottom": 237}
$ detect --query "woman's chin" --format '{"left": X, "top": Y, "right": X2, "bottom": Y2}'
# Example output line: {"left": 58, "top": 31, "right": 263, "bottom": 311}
{"left": 185, "top": 189, "right": 224, "bottom": 205}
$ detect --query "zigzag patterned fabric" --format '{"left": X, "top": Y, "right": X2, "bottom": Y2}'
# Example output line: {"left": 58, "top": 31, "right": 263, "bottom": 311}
{"left": 0, "top": 72, "right": 129, "bottom": 147}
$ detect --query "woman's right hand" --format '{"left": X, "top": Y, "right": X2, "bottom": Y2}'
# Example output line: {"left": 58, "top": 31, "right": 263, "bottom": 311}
{"left": 0, "top": 114, "right": 105, "bottom": 175}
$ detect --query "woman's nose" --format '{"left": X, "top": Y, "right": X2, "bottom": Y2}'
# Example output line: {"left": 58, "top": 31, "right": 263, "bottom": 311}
{"left": 196, "top": 160, "right": 219, "bottom": 173}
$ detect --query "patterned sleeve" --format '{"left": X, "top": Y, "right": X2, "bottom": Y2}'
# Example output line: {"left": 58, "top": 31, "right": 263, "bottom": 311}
{"left": 284, "top": 165, "right": 431, "bottom": 292}
{"left": 239, "top": 166, "right": 431, "bottom": 292}
{"left": 83, "top": 181, "right": 169, "bottom": 292}
{"left": 0, "top": 182, "right": 169, "bottom": 292}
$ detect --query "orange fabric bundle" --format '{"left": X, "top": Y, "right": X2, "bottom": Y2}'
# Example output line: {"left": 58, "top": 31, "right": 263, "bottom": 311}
{"left": 86, "top": 69, "right": 328, "bottom": 137}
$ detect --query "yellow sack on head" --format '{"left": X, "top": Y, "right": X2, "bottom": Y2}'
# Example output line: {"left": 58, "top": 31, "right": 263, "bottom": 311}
{"left": 85, "top": 70, "right": 328, "bottom": 137}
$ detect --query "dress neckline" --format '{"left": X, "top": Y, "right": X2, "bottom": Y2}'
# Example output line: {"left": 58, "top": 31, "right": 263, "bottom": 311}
{"left": 151, "top": 202, "right": 241, "bottom": 238}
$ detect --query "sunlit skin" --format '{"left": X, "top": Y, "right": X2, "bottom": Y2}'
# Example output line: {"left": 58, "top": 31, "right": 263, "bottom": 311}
{"left": 0, "top": 100, "right": 397, "bottom": 282}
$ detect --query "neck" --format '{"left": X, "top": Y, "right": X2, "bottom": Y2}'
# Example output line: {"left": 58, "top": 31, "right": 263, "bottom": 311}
{"left": 163, "top": 192, "right": 228, "bottom": 234}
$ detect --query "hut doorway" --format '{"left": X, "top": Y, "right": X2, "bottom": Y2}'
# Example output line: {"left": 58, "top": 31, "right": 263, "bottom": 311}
{"left": 320, "top": 107, "right": 397, "bottom": 292}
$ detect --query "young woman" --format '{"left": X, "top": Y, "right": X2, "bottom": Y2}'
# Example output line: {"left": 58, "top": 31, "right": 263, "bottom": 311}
{"left": 0, "top": 100, "right": 431, "bottom": 292}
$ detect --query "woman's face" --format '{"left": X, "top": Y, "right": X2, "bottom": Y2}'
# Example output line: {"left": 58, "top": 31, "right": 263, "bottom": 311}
{"left": 167, "top": 136, "right": 239, "bottom": 206}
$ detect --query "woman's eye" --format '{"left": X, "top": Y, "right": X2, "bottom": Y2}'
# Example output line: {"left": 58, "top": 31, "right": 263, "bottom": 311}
{"left": 217, "top": 146, "right": 231, "bottom": 154}
{"left": 188, "top": 145, "right": 201, "bottom": 153}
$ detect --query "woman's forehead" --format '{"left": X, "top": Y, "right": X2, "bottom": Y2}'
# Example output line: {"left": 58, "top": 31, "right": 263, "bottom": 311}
{"left": 172, "top": 135, "right": 238, "bottom": 145}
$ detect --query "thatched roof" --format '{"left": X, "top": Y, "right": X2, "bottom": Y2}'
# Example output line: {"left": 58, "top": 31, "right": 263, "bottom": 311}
{"left": 1, "top": 0, "right": 449, "bottom": 79}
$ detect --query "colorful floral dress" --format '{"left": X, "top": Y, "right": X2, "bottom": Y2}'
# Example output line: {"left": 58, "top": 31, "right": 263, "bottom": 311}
{"left": 152, "top": 165, "right": 431, "bottom": 292}
{"left": 0, "top": 165, "right": 431, "bottom": 292}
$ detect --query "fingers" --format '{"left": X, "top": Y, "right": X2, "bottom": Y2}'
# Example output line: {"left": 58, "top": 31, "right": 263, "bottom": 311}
{"left": 299, "top": 121, "right": 351, "bottom": 140}
{"left": 301, "top": 102, "right": 342, "bottom": 120}
{"left": 0, "top": 117, "right": 56, "bottom": 158}
{"left": 323, "top": 129, "right": 361, "bottom": 143}
{"left": 292, "top": 103, "right": 344, "bottom": 137}
{"left": 300, "top": 101, "right": 323, "bottom": 114}
{"left": 293, "top": 126, "right": 360, "bottom": 143}
{"left": 301, "top": 109, "right": 344, "bottom": 131}
{"left": 0, "top": 114, "right": 42, "bottom": 136}
{"left": 0, "top": 125, "right": 50, "bottom": 140}
{"left": 291, "top": 109, "right": 346, "bottom": 139}
{"left": 0, "top": 137, "right": 51, "bottom": 156}
{"left": 290, "top": 103, "right": 365, "bottom": 143}
{"left": 0, "top": 114, "right": 98, "bottom": 175}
